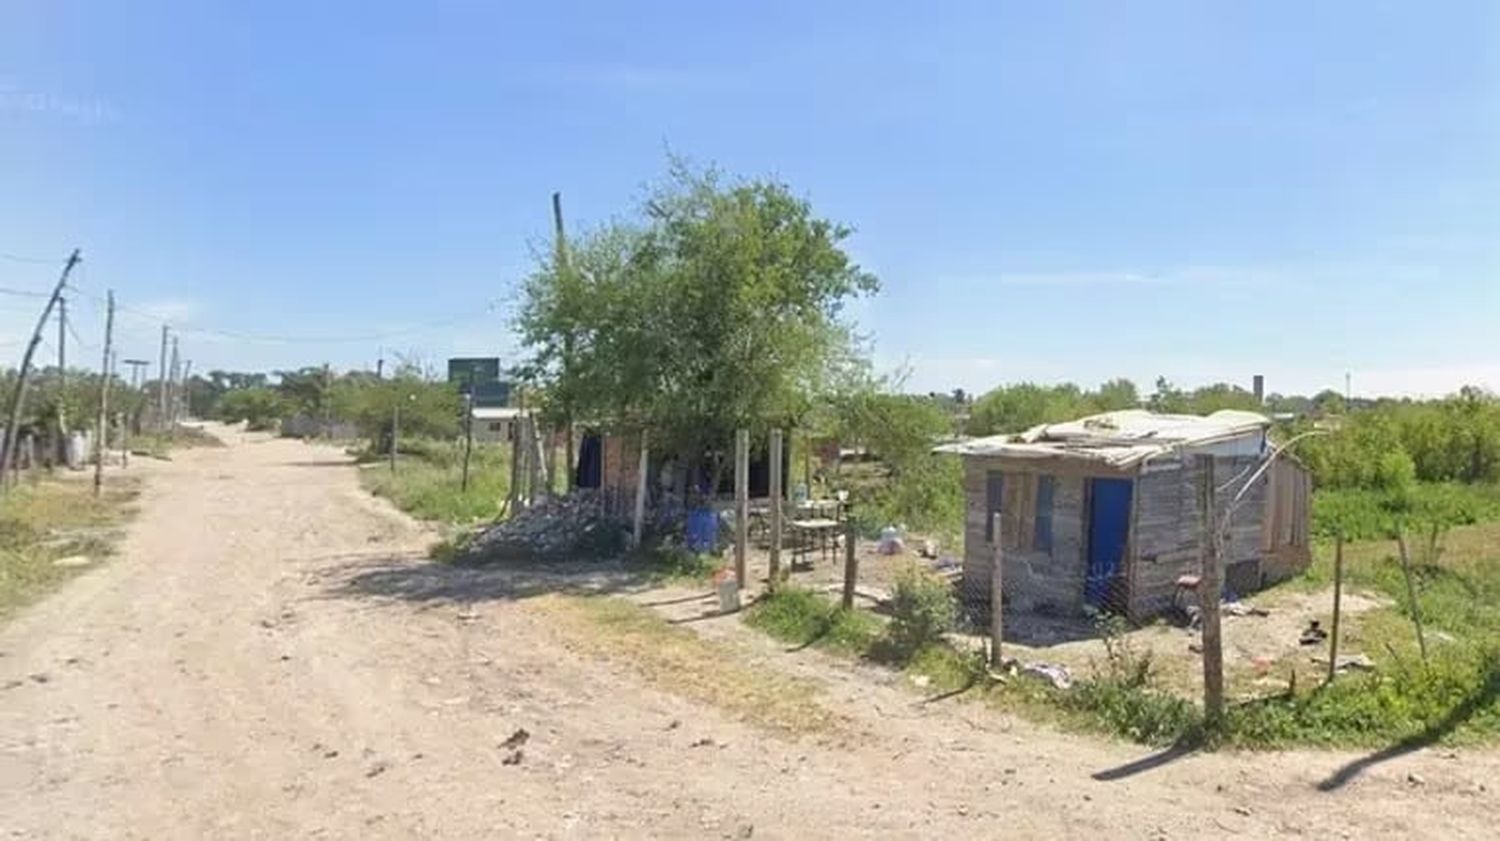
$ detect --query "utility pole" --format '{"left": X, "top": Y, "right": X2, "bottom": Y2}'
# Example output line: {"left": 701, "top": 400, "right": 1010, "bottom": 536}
{"left": 376, "top": 348, "right": 384, "bottom": 379}
{"left": 57, "top": 295, "right": 67, "bottom": 435}
{"left": 168, "top": 336, "right": 180, "bottom": 426}
{"left": 157, "top": 325, "right": 169, "bottom": 430}
{"left": 94, "top": 291, "right": 114, "bottom": 495}
{"left": 2, "top": 249, "right": 81, "bottom": 490}
{"left": 553, "top": 191, "right": 577, "bottom": 491}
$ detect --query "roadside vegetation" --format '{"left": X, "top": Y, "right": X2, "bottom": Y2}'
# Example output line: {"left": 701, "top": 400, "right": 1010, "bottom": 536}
{"left": 0, "top": 476, "right": 139, "bottom": 617}
{"left": 360, "top": 439, "right": 512, "bottom": 525}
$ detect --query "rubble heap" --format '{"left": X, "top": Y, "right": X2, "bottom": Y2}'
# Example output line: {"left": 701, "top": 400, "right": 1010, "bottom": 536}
{"left": 463, "top": 490, "right": 628, "bottom": 563}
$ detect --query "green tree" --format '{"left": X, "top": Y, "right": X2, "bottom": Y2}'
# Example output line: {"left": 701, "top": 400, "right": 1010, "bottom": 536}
{"left": 518, "top": 159, "right": 879, "bottom": 495}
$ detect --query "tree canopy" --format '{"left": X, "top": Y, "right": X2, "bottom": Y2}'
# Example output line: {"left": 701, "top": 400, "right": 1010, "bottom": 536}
{"left": 518, "top": 161, "right": 878, "bottom": 479}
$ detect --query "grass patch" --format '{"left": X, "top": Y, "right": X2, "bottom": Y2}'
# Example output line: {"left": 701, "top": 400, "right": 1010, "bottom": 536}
{"left": 1312, "top": 482, "right": 1500, "bottom": 542}
{"left": 129, "top": 424, "right": 226, "bottom": 459}
{"left": 0, "top": 476, "right": 139, "bottom": 618}
{"left": 625, "top": 544, "right": 722, "bottom": 584}
{"left": 534, "top": 594, "right": 847, "bottom": 736}
{"left": 361, "top": 439, "right": 512, "bottom": 524}
{"left": 745, "top": 586, "right": 884, "bottom": 655}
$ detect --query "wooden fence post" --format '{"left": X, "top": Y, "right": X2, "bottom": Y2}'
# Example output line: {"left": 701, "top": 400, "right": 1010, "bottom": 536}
{"left": 842, "top": 520, "right": 858, "bottom": 610}
{"left": 767, "top": 429, "right": 783, "bottom": 591}
{"left": 1196, "top": 454, "right": 1225, "bottom": 730}
{"left": 1328, "top": 534, "right": 1345, "bottom": 683}
{"left": 1395, "top": 530, "right": 1429, "bottom": 662}
{"left": 990, "top": 541, "right": 1004, "bottom": 667}
{"left": 734, "top": 428, "right": 749, "bottom": 589}
{"left": 631, "top": 430, "right": 649, "bottom": 549}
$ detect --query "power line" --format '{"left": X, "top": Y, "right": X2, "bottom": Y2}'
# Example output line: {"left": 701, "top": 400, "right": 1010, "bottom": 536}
{"left": 0, "top": 287, "right": 50, "bottom": 298}
{"left": 0, "top": 252, "right": 55, "bottom": 265}
{"left": 63, "top": 282, "right": 503, "bottom": 345}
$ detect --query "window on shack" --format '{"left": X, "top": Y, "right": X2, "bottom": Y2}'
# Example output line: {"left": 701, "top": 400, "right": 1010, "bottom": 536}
{"left": 1033, "top": 474, "right": 1055, "bottom": 552}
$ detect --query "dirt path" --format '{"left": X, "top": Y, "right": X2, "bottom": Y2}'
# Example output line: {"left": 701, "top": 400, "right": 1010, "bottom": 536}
{"left": 1, "top": 429, "right": 1494, "bottom": 839}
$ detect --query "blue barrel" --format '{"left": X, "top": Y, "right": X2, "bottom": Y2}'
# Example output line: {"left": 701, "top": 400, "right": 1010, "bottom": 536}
{"left": 685, "top": 506, "right": 719, "bottom": 552}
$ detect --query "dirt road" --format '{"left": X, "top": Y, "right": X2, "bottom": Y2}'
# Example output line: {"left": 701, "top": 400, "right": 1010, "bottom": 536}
{"left": 2, "top": 429, "right": 1495, "bottom": 839}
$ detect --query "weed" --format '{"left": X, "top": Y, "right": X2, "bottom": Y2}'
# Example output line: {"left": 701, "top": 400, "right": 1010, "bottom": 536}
{"left": 0, "top": 477, "right": 138, "bottom": 617}
{"left": 884, "top": 563, "right": 956, "bottom": 658}
{"left": 744, "top": 586, "right": 882, "bottom": 655}
{"left": 361, "top": 440, "right": 512, "bottom": 524}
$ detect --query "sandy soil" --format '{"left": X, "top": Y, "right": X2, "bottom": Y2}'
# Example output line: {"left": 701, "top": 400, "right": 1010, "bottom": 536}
{"left": 1, "top": 427, "right": 1495, "bottom": 839}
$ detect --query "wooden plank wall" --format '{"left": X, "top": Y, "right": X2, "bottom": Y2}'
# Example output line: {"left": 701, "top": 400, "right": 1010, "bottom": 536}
{"left": 1128, "top": 453, "right": 1266, "bottom": 618}
{"left": 962, "top": 458, "right": 1091, "bottom": 615}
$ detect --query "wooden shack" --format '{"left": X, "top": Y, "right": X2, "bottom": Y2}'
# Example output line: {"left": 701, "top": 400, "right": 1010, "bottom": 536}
{"left": 937, "top": 410, "right": 1311, "bottom": 621}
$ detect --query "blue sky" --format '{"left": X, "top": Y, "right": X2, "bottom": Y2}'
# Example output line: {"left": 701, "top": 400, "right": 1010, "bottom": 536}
{"left": 2, "top": 1, "right": 1496, "bottom": 397}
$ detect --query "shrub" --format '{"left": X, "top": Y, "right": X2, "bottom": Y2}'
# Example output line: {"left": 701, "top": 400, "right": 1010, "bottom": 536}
{"left": 745, "top": 586, "right": 882, "bottom": 654}
{"left": 884, "top": 564, "right": 956, "bottom": 657}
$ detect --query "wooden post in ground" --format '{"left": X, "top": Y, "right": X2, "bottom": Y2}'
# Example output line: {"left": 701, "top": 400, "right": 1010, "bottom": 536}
{"left": 1395, "top": 530, "right": 1429, "bottom": 662}
{"left": 842, "top": 520, "right": 858, "bottom": 610}
{"left": 117, "top": 411, "right": 128, "bottom": 470}
{"left": 2, "top": 249, "right": 80, "bottom": 491}
{"left": 389, "top": 402, "right": 399, "bottom": 473}
{"left": 734, "top": 428, "right": 749, "bottom": 589}
{"left": 507, "top": 418, "right": 523, "bottom": 515}
{"left": 93, "top": 291, "right": 114, "bottom": 496}
{"left": 1196, "top": 454, "right": 1225, "bottom": 730}
{"left": 631, "top": 430, "right": 649, "bottom": 548}
{"left": 1328, "top": 534, "right": 1345, "bottom": 683}
{"left": 767, "top": 429, "right": 784, "bottom": 591}
{"left": 990, "top": 540, "right": 1004, "bottom": 667}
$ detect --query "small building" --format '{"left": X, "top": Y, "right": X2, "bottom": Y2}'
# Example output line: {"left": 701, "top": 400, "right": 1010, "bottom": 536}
{"left": 937, "top": 410, "right": 1310, "bottom": 621}
{"left": 470, "top": 406, "right": 527, "bottom": 444}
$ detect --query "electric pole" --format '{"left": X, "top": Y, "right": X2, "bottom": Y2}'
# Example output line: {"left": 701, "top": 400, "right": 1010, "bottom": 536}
{"left": 2, "top": 249, "right": 81, "bottom": 489}
{"left": 157, "top": 325, "right": 169, "bottom": 430}
{"left": 181, "top": 359, "right": 193, "bottom": 420}
{"left": 94, "top": 291, "right": 114, "bottom": 495}
{"left": 57, "top": 295, "right": 67, "bottom": 435}
{"left": 168, "top": 335, "right": 180, "bottom": 426}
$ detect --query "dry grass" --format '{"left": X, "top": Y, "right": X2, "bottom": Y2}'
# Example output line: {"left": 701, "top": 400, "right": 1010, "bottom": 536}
{"left": 531, "top": 594, "right": 850, "bottom": 738}
{"left": 0, "top": 475, "right": 140, "bottom": 617}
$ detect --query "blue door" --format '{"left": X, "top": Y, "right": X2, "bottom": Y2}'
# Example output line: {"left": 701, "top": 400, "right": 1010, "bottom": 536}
{"left": 1086, "top": 478, "right": 1134, "bottom": 607}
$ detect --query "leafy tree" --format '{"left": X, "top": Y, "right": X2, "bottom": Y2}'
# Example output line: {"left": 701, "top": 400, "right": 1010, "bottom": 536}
{"left": 518, "top": 159, "right": 879, "bottom": 495}
{"left": 216, "top": 387, "right": 286, "bottom": 431}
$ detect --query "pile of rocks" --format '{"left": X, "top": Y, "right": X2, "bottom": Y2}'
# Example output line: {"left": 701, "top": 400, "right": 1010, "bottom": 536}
{"left": 464, "top": 490, "right": 628, "bottom": 562}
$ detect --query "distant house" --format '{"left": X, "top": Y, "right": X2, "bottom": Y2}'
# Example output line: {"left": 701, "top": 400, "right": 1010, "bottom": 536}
{"left": 470, "top": 406, "right": 527, "bottom": 444}
{"left": 937, "top": 410, "right": 1311, "bottom": 621}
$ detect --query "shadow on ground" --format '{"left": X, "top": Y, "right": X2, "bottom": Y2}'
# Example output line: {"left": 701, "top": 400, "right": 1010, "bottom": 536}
{"left": 1316, "top": 666, "right": 1500, "bottom": 791}
{"left": 312, "top": 551, "right": 650, "bottom": 607}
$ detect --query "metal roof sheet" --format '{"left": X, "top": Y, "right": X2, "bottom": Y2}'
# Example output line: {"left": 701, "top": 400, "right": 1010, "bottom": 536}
{"left": 933, "top": 409, "right": 1271, "bottom": 468}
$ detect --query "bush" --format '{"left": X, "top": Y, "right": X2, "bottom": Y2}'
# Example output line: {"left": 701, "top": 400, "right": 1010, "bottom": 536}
{"left": 744, "top": 586, "right": 882, "bottom": 654}
{"left": 884, "top": 564, "right": 956, "bottom": 657}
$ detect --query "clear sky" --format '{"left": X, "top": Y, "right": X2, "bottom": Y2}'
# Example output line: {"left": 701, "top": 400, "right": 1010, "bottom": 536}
{"left": 2, "top": 1, "right": 1496, "bottom": 397}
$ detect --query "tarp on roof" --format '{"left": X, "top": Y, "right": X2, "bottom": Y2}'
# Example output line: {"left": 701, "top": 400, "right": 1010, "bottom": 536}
{"left": 933, "top": 409, "right": 1271, "bottom": 469}
{"left": 471, "top": 406, "right": 526, "bottom": 421}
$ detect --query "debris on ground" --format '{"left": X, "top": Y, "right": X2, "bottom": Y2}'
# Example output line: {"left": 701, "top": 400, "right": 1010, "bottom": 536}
{"left": 500, "top": 727, "right": 530, "bottom": 750}
{"left": 1322, "top": 653, "right": 1376, "bottom": 673}
{"left": 501, "top": 749, "right": 524, "bottom": 766}
{"left": 463, "top": 491, "right": 626, "bottom": 562}
{"left": 919, "top": 539, "right": 939, "bottom": 559}
{"left": 1224, "top": 602, "right": 1269, "bottom": 618}
{"left": 1299, "top": 620, "right": 1329, "bottom": 646}
{"left": 1019, "top": 662, "right": 1073, "bottom": 690}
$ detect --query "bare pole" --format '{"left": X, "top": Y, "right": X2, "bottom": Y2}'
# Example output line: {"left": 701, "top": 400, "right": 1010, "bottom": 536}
{"left": 167, "top": 336, "right": 180, "bottom": 426}
{"left": 2, "top": 249, "right": 80, "bottom": 490}
{"left": 93, "top": 291, "right": 115, "bottom": 495}
{"left": 768, "top": 429, "right": 784, "bottom": 591}
{"left": 1395, "top": 530, "right": 1429, "bottom": 662}
{"left": 842, "top": 519, "right": 859, "bottom": 610}
{"left": 390, "top": 401, "right": 400, "bottom": 473}
{"left": 552, "top": 191, "right": 577, "bottom": 492}
{"left": 57, "top": 295, "right": 67, "bottom": 436}
{"left": 1196, "top": 454, "right": 1225, "bottom": 730}
{"left": 1327, "top": 534, "right": 1345, "bottom": 683}
{"left": 990, "top": 541, "right": 1005, "bottom": 667}
{"left": 156, "top": 325, "right": 169, "bottom": 430}
{"left": 734, "top": 428, "right": 749, "bottom": 589}
{"left": 460, "top": 375, "right": 475, "bottom": 492}
{"left": 631, "top": 429, "right": 649, "bottom": 549}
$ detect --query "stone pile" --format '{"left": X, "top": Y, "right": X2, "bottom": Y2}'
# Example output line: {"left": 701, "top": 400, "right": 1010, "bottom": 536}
{"left": 465, "top": 490, "right": 627, "bottom": 562}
